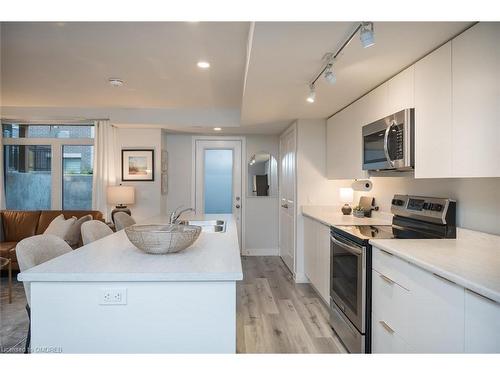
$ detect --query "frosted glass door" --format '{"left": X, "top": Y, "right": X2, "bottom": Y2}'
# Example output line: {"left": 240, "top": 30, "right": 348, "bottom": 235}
{"left": 204, "top": 149, "right": 233, "bottom": 214}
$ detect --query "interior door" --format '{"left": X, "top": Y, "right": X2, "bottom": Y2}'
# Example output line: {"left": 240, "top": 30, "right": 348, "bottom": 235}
{"left": 195, "top": 139, "right": 242, "bottom": 249}
{"left": 279, "top": 127, "right": 296, "bottom": 273}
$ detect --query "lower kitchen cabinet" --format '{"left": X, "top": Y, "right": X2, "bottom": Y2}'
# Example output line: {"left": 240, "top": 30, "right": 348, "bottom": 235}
{"left": 303, "top": 216, "right": 330, "bottom": 304}
{"left": 464, "top": 289, "right": 500, "bottom": 353}
{"left": 372, "top": 246, "right": 468, "bottom": 353}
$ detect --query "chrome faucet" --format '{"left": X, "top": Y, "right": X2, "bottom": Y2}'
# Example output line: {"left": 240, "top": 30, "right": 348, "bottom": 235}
{"left": 169, "top": 206, "right": 194, "bottom": 224}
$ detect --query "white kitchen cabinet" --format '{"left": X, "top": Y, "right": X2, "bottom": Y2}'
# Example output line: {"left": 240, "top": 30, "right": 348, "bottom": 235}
{"left": 465, "top": 289, "right": 500, "bottom": 353}
{"left": 303, "top": 216, "right": 330, "bottom": 304}
{"left": 414, "top": 42, "right": 453, "bottom": 178}
{"left": 452, "top": 22, "right": 500, "bottom": 177}
{"left": 364, "top": 83, "right": 389, "bottom": 124}
{"left": 326, "top": 99, "right": 367, "bottom": 180}
{"left": 372, "top": 246, "right": 465, "bottom": 353}
{"left": 386, "top": 65, "right": 415, "bottom": 114}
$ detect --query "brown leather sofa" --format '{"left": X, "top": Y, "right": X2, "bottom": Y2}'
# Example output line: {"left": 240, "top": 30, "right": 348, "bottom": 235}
{"left": 0, "top": 210, "right": 104, "bottom": 271}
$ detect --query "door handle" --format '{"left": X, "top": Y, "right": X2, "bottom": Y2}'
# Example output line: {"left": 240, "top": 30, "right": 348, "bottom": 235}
{"left": 379, "top": 321, "right": 395, "bottom": 334}
{"left": 383, "top": 120, "right": 396, "bottom": 167}
{"left": 281, "top": 203, "right": 289, "bottom": 209}
{"left": 235, "top": 204, "right": 241, "bottom": 209}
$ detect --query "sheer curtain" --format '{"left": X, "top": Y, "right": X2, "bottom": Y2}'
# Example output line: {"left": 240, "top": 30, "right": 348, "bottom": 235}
{"left": 0, "top": 129, "right": 5, "bottom": 209}
{"left": 92, "top": 120, "right": 117, "bottom": 221}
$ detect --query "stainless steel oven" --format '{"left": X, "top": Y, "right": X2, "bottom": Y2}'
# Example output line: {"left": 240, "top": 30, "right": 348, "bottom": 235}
{"left": 362, "top": 108, "right": 414, "bottom": 171}
{"left": 329, "top": 231, "right": 367, "bottom": 353}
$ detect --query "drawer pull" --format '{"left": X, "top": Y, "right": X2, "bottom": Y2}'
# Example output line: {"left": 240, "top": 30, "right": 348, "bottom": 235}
{"left": 379, "top": 248, "right": 393, "bottom": 257}
{"left": 379, "top": 274, "right": 395, "bottom": 285}
{"left": 432, "top": 273, "right": 456, "bottom": 285}
{"left": 379, "top": 321, "right": 395, "bottom": 334}
{"left": 466, "top": 289, "right": 499, "bottom": 305}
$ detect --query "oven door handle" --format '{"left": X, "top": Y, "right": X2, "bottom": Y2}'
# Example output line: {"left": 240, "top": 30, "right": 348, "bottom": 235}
{"left": 330, "top": 235, "right": 362, "bottom": 256}
{"left": 383, "top": 120, "right": 396, "bottom": 167}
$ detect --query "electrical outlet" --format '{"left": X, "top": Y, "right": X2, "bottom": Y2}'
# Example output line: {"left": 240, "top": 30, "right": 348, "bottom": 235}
{"left": 100, "top": 288, "right": 127, "bottom": 305}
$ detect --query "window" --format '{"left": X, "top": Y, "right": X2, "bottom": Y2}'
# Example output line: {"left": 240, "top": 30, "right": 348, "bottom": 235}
{"left": 204, "top": 149, "right": 233, "bottom": 214}
{"left": 2, "top": 123, "right": 94, "bottom": 211}
{"left": 63, "top": 145, "right": 94, "bottom": 210}
{"left": 4, "top": 145, "right": 52, "bottom": 210}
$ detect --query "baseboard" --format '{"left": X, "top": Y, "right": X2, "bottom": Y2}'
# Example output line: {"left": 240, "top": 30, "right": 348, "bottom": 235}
{"left": 294, "top": 272, "right": 309, "bottom": 284}
{"left": 242, "top": 248, "right": 279, "bottom": 256}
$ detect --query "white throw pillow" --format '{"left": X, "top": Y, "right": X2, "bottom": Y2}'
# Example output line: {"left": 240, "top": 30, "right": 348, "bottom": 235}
{"left": 44, "top": 214, "right": 77, "bottom": 240}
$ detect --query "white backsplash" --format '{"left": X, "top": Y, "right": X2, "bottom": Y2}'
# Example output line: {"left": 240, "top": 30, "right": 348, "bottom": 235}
{"left": 353, "top": 176, "right": 500, "bottom": 236}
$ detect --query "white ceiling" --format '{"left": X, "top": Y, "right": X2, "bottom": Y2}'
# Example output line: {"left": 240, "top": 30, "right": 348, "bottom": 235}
{"left": 0, "top": 21, "right": 473, "bottom": 134}
{"left": 1, "top": 22, "right": 249, "bottom": 108}
{"left": 241, "top": 22, "right": 472, "bottom": 127}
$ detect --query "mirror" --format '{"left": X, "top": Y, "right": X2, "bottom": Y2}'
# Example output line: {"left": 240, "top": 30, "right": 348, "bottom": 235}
{"left": 247, "top": 152, "right": 277, "bottom": 197}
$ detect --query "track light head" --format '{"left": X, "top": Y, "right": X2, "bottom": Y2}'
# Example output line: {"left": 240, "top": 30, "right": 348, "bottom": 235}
{"left": 324, "top": 64, "right": 336, "bottom": 85}
{"left": 306, "top": 84, "right": 316, "bottom": 103}
{"left": 360, "top": 22, "right": 375, "bottom": 48}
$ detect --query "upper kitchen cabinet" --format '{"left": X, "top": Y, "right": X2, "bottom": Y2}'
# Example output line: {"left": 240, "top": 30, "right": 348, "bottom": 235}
{"left": 386, "top": 65, "right": 415, "bottom": 115}
{"left": 414, "top": 42, "right": 453, "bottom": 178}
{"left": 327, "top": 98, "right": 367, "bottom": 180}
{"left": 452, "top": 22, "right": 500, "bottom": 177}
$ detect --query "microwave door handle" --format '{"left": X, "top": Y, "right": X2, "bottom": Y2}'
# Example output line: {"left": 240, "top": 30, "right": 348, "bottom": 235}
{"left": 383, "top": 121, "right": 396, "bottom": 167}
{"left": 330, "top": 235, "right": 362, "bottom": 256}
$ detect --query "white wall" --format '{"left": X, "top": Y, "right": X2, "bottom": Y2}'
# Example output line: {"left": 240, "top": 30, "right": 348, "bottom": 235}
{"left": 295, "top": 119, "right": 344, "bottom": 281}
{"left": 115, "top": 128, "right": 163, "bottom": 222}
{"left": 244, "top": 135, "right": 280, "bottom": 255}
{"left": 165, "top": 134, "right": 193, "bottom": 214}
{"left": 164, "top": 133, "right": 280, "bottom": 254}
{"left": 354, "top": 176, "right": 500, "bottom": 236}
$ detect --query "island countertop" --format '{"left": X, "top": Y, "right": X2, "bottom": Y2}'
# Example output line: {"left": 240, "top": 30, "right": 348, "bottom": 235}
{"left": 18, "top": 213, "right": 243, "bottom": 282}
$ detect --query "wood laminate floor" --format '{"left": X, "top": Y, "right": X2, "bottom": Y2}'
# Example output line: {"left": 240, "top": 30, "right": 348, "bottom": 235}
{"left": 237, "top": 256, "right": 346, "bottom": 353}
{"left": 0, "top": 273, "right": 28, "bottom": 354}
{"left": 1, "top": 257, "right": 346, "bottom": 354}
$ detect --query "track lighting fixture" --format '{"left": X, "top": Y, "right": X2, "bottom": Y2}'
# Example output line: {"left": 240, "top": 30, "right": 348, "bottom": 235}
{"left": 306, "top": 21, "right": 375, "bottom": 102}
{"left": 306, "top": 84, "right": 316, "bottom": 103}
{"left": 324, "top": 64, "right": 336, "bottom": 85}
{"left": 360, "top": 22, "right": 375, "bottom": 48}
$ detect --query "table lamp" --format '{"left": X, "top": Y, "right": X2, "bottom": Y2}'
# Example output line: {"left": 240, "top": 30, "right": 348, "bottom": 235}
{"left": 339, "top": 187, "right": 354, "bottom": 215}
{"left": 107, "top": 185, "right": 135, "bottom": 223}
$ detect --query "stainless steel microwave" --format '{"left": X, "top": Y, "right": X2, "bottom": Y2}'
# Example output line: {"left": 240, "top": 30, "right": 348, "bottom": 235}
{"left": 362, "top": 108, "right": 414, "bottom": 171}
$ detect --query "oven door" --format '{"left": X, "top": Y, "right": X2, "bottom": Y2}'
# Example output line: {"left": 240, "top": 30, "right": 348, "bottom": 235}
{"left": 330, "top": 234, "right": 366, "bottom": 332}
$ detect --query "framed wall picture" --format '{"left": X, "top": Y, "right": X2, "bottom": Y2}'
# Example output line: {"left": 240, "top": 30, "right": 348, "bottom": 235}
{"left": 122, "top": 149, "right": 155, "bottom": 181}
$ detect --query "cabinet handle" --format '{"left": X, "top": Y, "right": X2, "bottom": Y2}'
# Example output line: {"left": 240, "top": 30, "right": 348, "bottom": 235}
{"left": 379, "top": 321, "right": 395, "bottom": 334}
{"left": 379, "top": 274, "right": 395, "bottom": 285}
{"left": 466, "top": 289, "right": 499, "bottom": 305}
{"left": 432, "top": 273, "right": 456, "bottom": 285}
{"left": 379, "top": 248, "right": 393, "bottom": 257}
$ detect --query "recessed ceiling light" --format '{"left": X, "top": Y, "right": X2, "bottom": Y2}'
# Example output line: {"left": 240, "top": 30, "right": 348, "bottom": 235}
{"left": 108, "top": 78, "right": 124, "bottom": 87}
{"left": 213, "top": 127, "right": 222, "bottom": 131}
{"left": 197, "top": 61, "right": 210, "bottom": 69}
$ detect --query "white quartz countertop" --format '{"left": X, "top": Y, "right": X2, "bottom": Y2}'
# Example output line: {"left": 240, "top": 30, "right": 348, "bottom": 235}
{"left": 370, "top": 228, "right": 500, "bottom": 303}
{"left": 302, "top": 205, "right": 393, "bottom": 227}
{"left": 18, "top": 213, "right": 243, "bottom": 282}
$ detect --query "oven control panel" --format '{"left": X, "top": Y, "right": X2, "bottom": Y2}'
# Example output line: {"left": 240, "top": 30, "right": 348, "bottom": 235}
{"left": 391, "top": 195, "right": 456, "bottom": 224}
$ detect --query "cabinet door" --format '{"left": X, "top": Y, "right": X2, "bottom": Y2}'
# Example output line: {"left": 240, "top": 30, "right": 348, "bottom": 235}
{"left": 316, "top": 223, "right": 331, "bottom": 304}
{"left": 364, "top": 83, "right": 389, "bottom": 123}
{"left": 414, "top": 42, "right": 453, "bottom": 178}
{"left": 303, "top": 216, "right": 317, "bottom": 285}
{"left": 465, "top": 289, "right": 500, "bottom": 353}
{"left": 387, "top": 65, "right": 415, "bottom": 114}
{"left": 406, "top": 266, "right": 465, "bottom": 353}
{"left": 452, "top": 23, "right": 500, "bottom": 177}
{"left": 326, "top": 100, "right": 367, "bottom": 180}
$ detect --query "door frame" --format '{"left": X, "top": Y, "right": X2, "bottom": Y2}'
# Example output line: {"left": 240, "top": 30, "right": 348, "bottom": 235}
{"left": 191, "top": 135, "right": 246, "bottom": 252}
{"left": 278, "top": 123, "right": 297, "bottom": 275}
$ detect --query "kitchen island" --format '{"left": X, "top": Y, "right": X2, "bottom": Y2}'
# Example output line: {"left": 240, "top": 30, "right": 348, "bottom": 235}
{"left": 18, "top": 214, "right": 243, "bottom": 353}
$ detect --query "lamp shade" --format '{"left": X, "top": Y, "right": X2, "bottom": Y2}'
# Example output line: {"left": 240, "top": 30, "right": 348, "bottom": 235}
{"left": 107, "top": 185, "right": 135, "bottom": 205}
{"left": 339, "top": 187, "right": 354, "bottom": 204}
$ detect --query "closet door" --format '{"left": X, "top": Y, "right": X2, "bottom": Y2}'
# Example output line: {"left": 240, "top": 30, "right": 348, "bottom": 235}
{"left": 279, "top": 125, "right": 296, "bottom": 273}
